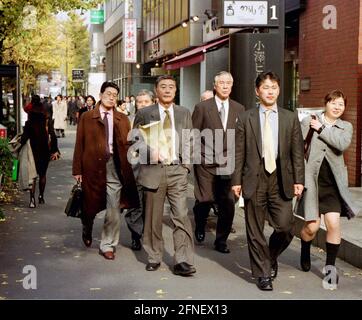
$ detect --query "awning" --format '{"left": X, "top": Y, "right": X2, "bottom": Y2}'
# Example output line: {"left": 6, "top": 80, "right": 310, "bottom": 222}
{"left": 164, "top": 37, "right": 229, "bottom": 70}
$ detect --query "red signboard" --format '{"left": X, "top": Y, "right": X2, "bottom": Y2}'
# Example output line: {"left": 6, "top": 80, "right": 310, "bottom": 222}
{"left": 122, "top": 18, "right": 137, "bottom": 63}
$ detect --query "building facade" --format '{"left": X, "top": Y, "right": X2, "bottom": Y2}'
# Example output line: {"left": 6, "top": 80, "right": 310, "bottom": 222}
{"left": 104, "top": 0, "right": 147, "bottom": 98}
{"left": 298, "top": 0, "right": 362, "bottom": 186}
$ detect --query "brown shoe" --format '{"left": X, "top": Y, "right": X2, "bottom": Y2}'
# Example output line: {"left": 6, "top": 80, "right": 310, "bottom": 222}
{"left": 99, "top": 249, "right": 115, "bottom": 260}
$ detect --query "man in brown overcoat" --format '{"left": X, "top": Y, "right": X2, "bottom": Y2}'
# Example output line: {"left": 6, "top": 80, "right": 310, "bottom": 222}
{"left": 73, "top": 81, "right": 139, "bottom": 260}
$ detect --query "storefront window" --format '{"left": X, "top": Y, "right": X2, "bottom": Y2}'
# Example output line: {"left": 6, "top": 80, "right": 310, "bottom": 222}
{"left": 169, "top": 0, "right": 175, "bottom": 28}
{"left": 159, "top": 0, "right": 164, "bottom": 33}
{"left": 164, "top": 0, "right": 169, "bottom": 31}
{"left": 181, "top": 0, "right": 188, "bottom": 21}
{"left": 175, "top": 0, "right": 181, "bottom": 24}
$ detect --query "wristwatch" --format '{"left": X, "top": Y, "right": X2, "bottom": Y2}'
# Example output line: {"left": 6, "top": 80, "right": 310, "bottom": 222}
{"left": 317, "top": 124, "right": 325, "bottom": 134}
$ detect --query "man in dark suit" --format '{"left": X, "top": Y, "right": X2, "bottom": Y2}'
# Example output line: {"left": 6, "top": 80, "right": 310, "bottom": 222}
{"left": 231, "top": 71, "right": 305, "bottom": 291}
{"left": 132, "top": 75, "right": 195, "bottom": 276}
{"left": 192, "top": 71, "right": 245, "bottom": 253}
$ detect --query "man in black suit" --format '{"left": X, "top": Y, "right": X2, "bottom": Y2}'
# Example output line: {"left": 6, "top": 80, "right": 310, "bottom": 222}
{"left": 231, "top": 71, "right": 305, "bottom": 291}
{"left": 192, "top": 71, "right": 245, "bottom": 253}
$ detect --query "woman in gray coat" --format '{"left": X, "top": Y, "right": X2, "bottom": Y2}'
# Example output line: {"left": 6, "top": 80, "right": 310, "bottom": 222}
{"left": 299, "top": 90, "right": 359, "bottom": 286}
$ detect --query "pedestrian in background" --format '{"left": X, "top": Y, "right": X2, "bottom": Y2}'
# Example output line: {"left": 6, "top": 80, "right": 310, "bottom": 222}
{"left": 67, "top": 96, "right": 78, "bottom": 126}
{"left": 192, "top": 72, "right": 244, "bottom": 253}
{"left": 21, "top": 95, "right": 60, "bottom": 207}
{"left": 52, "top": 94, "right": 67, "bottom": 138}
{"left": 77, "top": 95, "right": 96, "bottom": 121}
{"left": 124, "top": 89, "right": 155, "bottom": 251}
{"left": 200, "top": 90, "right": 214, "bottom": 101}
{"left": 73, "top": 82, "right": 139, "bottom": 260}
{"left": 298, "top": 90, "right": 360, "bottom": 287}
{"left": 232, "top": 71, "right": 305, "bottom": 291}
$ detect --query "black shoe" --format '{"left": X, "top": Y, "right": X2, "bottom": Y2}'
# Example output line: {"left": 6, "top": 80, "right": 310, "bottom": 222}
{"left": 38, "top": 195, "right": 45, "bottom": 204}
{"left": 195, "top": 229, "right": 205, "bottom": 243}
{"left": 82, "top": 224, "right": 92, "bottom": 248}
{"left": 29, "top": 196, "right": 36, "bottom": 208}
{"left": 173, "top": 262, "right": 196, "bottom": 276}
{"left": 214, "top": 244, "right": 230, "bottom": 254}
{"left": 301, "top": 239, "right": 312, "bottom": 272}
{"left": 257, "top": 277, "right": 273, "bottom": 291}
{"left": 271, "top": 260, "right": 278, "bottom": 280}
{"left": 146, "top": 262, "right": 160, "bottom": 271}
{"left": 131, "top": 238, "right": 142, "bottom": 251}
{"left": 301, "top": 251, "right": 311, "bottom": 272}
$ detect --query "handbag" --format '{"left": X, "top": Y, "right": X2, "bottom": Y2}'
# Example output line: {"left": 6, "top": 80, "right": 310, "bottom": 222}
{"left": 64, "top": 181, "right": 83, "bottom": 218}
{"left": 303, "top": 115, "right": 316, "bottom": 161}
{"left": 294, "top": 116, "right": 316, "bottom": 216}
{"left": 293, "top": 189, "right": 306, "bottom": 217}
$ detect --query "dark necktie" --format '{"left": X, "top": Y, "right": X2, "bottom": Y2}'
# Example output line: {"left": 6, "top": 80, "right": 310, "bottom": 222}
{"left": 104, "top": 112, "right": 111, "bottom": 161}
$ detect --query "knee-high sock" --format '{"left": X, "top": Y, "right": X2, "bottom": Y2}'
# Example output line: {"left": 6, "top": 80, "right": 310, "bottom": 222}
{"left": 325, "top": 242, "right": 340, "bottom": 266}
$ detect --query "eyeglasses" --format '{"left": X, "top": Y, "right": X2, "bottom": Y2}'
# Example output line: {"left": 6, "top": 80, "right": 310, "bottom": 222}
{"left": 104, "top": 91, "right": 118, "bottom": 99}
{"left": 216, "top": 81, "right": 233, "bottom": 86}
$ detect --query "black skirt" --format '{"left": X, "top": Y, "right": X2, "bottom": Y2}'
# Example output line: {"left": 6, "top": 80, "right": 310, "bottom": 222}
{"left": 318, "top": 158, "right": 342, "bottom": 215}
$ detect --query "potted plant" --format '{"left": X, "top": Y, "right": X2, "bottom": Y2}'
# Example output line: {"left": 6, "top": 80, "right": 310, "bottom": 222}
{"left": 0, "top": 138, "right": 13, "bottom": 190}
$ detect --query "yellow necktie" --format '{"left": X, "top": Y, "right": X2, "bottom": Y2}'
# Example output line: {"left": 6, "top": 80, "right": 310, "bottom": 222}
{"left": 263, "top": 110, "right": 276, "bottom": 174}
{"left": 163, "top": 109, "right": 173, "bottom": 163}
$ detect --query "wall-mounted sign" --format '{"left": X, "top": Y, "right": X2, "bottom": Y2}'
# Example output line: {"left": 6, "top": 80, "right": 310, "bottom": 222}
{"left": 220, "top": 0, "right": 280, "bottom": 27}
{"left": 72, "top": 69, "right": 84, "bottom": 82}
{"left": 202, "top": 17, "right": 241, "bottom": 43}
{"left": 90, "top": 10, "right": 104, "bottom": 24}
{"left": 122, "top": 18, "right": 137, "bottom": 63}
{"left": 300, "top": 78, "right": 311, "bottom": 91}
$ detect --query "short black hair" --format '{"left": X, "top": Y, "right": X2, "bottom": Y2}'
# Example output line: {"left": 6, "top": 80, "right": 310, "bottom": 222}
{"left": 155, "top": 75, "right": 177, "bottom": 87}
{"left": 324, "top": 90, "right": 347, "bottom": 107}
{"left": 85, "top": 95, "right": 96, "bottom": 105}
{"left": 255, "top": 71, "right": 281, "bottom": 88}
{"left": 100, "top": 81, "right": 120, "bottom": 94}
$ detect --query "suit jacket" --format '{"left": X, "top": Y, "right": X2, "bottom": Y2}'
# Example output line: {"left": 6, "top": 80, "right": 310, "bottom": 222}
{"left": 73, "top": 106, "right": 139, "bottom": 217}
{"left": 132, "top": 104, "right": 193, "bottom": 189}
{"left": 231, "top": 106, "right": 305, "bottom": 200}
{"left": 192, "top": 97, "right": 245, "bottom": 175}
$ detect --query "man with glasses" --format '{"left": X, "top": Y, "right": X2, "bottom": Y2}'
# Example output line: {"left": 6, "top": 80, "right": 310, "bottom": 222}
{"left": 73, "top": 81, "right": 139, "bottom": 260}
{"left": 192, "top": 71, "right": 245, "bottom": 253}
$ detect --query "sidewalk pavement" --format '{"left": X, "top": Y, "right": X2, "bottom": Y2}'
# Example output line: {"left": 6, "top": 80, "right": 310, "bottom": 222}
{"left": 0, "top": 128, "right": 362, "bottom": 299}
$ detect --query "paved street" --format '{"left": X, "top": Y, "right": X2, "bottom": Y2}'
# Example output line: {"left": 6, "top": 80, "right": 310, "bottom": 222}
{"left": 1, "top": 129, "right": 362, "bottom": 300}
